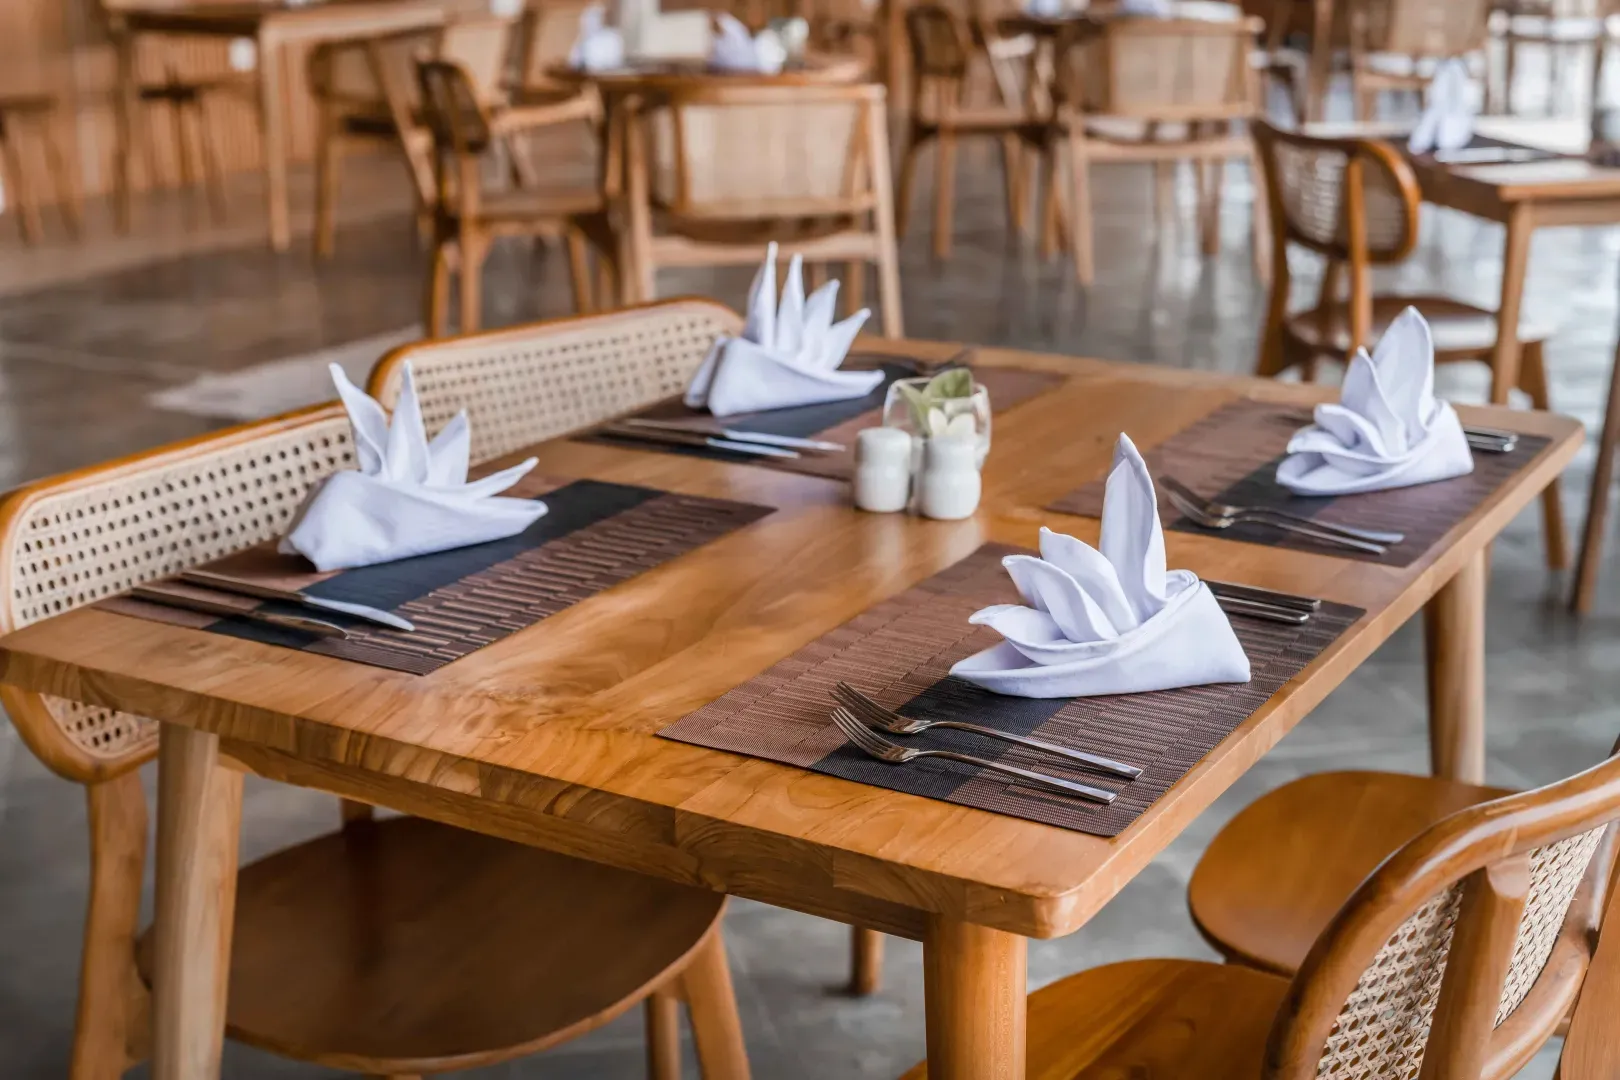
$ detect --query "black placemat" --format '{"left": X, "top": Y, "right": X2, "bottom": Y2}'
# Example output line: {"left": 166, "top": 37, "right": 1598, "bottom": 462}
{"left": 660, "top": 543, "right": 1362, "bottom": 837}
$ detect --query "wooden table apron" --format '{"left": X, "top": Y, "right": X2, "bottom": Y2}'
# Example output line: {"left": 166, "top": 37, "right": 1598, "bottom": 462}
{"left": 0, "top": 340, "right": 1581, "bottom": 1079}
{"left": 105, "top": 0, "right": 463, "bottom": 252}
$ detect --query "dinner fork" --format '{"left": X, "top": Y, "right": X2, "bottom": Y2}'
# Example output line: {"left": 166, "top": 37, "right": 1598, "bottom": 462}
{"left": 832, "top": 682, "right": 1142, "bottom": 779}
{"left": 1163, "top": 488, "right": 1389, "bottom": 556}
{"left": 1159, "top": 476, "right": 1404, "bottom": 546}
{"left": 828, "top": 707, "right": 1118, "bottom": 804}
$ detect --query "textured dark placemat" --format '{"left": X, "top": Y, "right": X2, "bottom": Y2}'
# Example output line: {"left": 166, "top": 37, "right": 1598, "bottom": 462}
{"left": 1047, "top": 397, "right": 1550, "bottom": 568}
{"left": 660, "top": 543, "right": 1362, "bottom": 837}
{"left": 580, "top": 356, "right": 1065, "bottom": 481}
{"left": 100, "top": 479, "right": 773, "bottom": 675}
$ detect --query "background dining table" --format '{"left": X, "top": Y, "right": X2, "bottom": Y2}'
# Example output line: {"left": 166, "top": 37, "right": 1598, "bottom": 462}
{"left": 0, "top": 334, "right": 1580, "bottom": 1079}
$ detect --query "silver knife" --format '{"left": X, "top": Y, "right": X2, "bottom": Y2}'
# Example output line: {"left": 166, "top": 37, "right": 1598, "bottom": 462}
{"left": 620, "top": 419, "right": 844, "bottom": 453}
{"left": 179, "top": 570, "right": 415, "bottom": 632}
{"left": 602, "top": 424, "right": 802, "bottom": 459}
{"left": 131, "top": 586, "right": 350, "bottom": 640}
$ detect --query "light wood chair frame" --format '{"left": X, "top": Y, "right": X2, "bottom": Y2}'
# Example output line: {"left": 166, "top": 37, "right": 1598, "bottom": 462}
{"left": 1346, "top": 0, "right": 1494, "bottom": 121}
{"left": 0, "top": 94, "right": 83, "bottom": 245}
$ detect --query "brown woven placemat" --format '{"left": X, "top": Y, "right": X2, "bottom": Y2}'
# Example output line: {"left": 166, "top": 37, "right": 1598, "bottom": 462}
{"left": 100, "top": 478, "right": 772, "bottom": 676}
{"left": 1047, "top": 397, "right": 1549, "bottom": 568}
{"left": 660, "top": 543, "right": 1361, "bottom": 837}
{"left": 581, "top": 356, "right": 1064, "bottom": 481}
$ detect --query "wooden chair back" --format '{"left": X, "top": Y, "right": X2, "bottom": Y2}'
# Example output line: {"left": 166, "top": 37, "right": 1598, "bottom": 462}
{"left": 515, "top": 0, "right": 597, "bottom": 89}
{"left": 1352, "top": 0, "right": 1492, "bottom": 59}
{"left": 368, "top": 300, "right": 743, "bottom": 464}
{"left": 439, "top": 13, "right": 521, "bottom": 103}
{"left": 1265, "top": 746, "right": 1620, "bottom": 1079}
{"left": 905, "top": 3, "right": 973, "bottom": 81}
{"left": 417, "top": 56, "right": 494, "bottom": 164}
{"left": 636, "top": 82, "right": 887, "bottom": 223}
{"left": 0, "top": 408, "right": 355, "bottom": 784}
{"left": 1057, "top": 14, "right": 1263, "bottom": 121}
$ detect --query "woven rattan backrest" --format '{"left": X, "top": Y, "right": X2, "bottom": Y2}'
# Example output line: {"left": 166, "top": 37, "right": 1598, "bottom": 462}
{"left": 368, "top": 300, "right": 743, "bottom": 466}
{"left": 1353, "top": 0, "right": 1491, "bottom": 58}
{"left": 906, "top": 4, "right": 973, "bottom": 78}
{"left": 644, "top": 83, "right": 883, "bottom": 219}
{"left": 516, "top": 0, "right": 596, "bottom": 88}
{"left": 1266, "top": 750, "right": 1620, "bottom": 1080}
{"left": 1061, "top": 16, "right": 1261, "bottom": 120}
{"left": 416, "top": 57, "right": 494, "bottom": 158}
{"left": 1252, "top": 121, "right": 1419, "bottom": 265}
{"left": 439, "top": 13, "right": 518, "bottom": 103}
{"left": 0, "top": 410, "right": 355, "bottom": 783}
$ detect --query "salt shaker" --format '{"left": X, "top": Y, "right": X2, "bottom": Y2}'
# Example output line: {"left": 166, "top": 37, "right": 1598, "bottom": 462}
{"left": 918, "top": 435, "right": 981, "bottom": 520}
{"left": 853, "top": 427, "right": 913, "bottom": 513}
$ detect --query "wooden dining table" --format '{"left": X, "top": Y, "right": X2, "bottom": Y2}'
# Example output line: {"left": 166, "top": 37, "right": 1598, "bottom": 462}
{"left": 0, "top": 335, "right": 1580, "bottom": 1078}
{"left": 106, "top": 0, "right": 483, "bottom": 252}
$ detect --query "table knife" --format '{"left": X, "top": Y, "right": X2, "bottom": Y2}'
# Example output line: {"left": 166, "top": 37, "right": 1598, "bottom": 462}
{"left": 131, "top": 586, "right": 350, "bottom": 640}
{"left": 601, "top": 424, "right": 802, "bottom": 459}
{"left": 179, "top": 570, "right": 415, "bottom": 631}
{"left": 619, "top": 419, "right": 844, "bottom": 453}
{"left": 1207, "top": 580, "right": 1322, "bottom": 613}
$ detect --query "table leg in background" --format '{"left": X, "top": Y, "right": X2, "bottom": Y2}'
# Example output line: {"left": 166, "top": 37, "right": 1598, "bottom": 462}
{"left": 1424, "top": 551, "right": 1487, "bottom": 784}
{"left": 111, "top": 23, "right": 140, "bottom": 233}
{"left": 152, "top": 725, "right": 243, "bottom": 1080}
{"left": 923, "top": 915, "right": 1026, "bottom": 1080}
{"left": 257, "top": 26, "right": 291, "bottom": 252}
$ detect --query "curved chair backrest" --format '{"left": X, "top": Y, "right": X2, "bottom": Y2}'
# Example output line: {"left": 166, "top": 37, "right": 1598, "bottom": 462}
{"left": 1352, "top": 0, "right": 1492, "bottom": 59}
{"left": 0, "top": 408, "right": 355, "bottom": 784}
{"left": 905, "top": 4, "right": 974, "bottom": 80}
{"left": 515, "top": 0, "right": 597, "bottom": 89}
{"left": 416, "top": 57, "right": 495, "bottom": 159}
{"left": 368, "top": 299, "right": 743, "bottom": 465}
{"left": 438, "top": 13, "right": 520, "bottom": 103}
{"left": 1265, "top": 747, "right": 1620, "bottom": 1079}
{"left": 1058, "top": 14, "right": 1262, "bottom": 121}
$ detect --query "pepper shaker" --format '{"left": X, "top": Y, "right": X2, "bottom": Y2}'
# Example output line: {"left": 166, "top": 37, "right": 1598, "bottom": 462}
{"left": 918, "top": 435, "right": 981, "bottom": 520}
{"left": 853, "top": 427, "right": 914, "bottom": 513}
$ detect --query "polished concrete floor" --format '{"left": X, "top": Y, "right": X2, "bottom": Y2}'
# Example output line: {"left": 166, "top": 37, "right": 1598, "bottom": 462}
{"left": 1, "top": 81, "right": 1618, "bottom": 1078}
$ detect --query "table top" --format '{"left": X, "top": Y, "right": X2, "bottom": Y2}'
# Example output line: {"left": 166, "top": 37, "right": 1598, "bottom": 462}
{"left": 545, "top": 51, "right": 869, "bottom": 93}
{"left": 0, "top": 336, "right": 1582, "bottom": 941}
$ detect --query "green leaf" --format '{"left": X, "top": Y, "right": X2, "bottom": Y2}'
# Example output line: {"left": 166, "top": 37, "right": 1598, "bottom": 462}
{"left": 925, "top": 368, "right": 974, "bottom": 400}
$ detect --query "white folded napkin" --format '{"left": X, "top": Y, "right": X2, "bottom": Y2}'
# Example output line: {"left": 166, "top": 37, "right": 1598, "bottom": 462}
{"left": 1119, "top": 0, "right": 1174, "bottom": 16}
{"left": 569, "top": 4, "right": 625, "bottom": 72}
{"left": 280, "top": 363, "right": 548, "bottom": 572}
{"left": 1408, "top": 59, "right": 1474, "bottom": 155}
{"left": 1276, "top": 307, "right": 1474, "bottom": 496}
{"left": 1023, "top": 0, "right": 1068, "bottom": 17}
{"left": 684, "top": 242, "right": 881, "bottom": 417}
{"left": 950, "top": 434, "right": 1251, "bottom": 699}
{"left": 709, "top": 12, "right": 788, "bottom": 74}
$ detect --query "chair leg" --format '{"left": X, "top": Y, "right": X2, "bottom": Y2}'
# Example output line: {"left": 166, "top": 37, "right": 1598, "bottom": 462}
{"left": 1199, "top": 155, "right": 1225, "bottom": 258}
{"left": 41, "top": 114, "right": 82, "bottom": 238}
{"left": 193, "top": 98, "right": 227, "bottom": 225}
{"left": 424, "top": 241, "right": 452, "bottom": 338}
{"left": 645, "top": 989, "right": 682, "bottom": 1080}
{"left": 1250, "top": 151, "right": 1271, "bottom": 287}
{"left": 843, "top": 260, "right": 867, "bottom": 319}
{"left": 1153, "top": 161, "right": 1176, "bottom": 239}
{"left": 170, "top": 98, "right": 198, "bottom": 226}
{"left": 1519, "top": 341, "right": 1567, "bottom": 571}
{"left": 998, "top": 134, "right": 1026, "bottom": 236}
{"left": 1574, "top": 330, "right": 1620, "bottom": 613}
{"left": 850, "top": 927, "right": 883, "bottom": 995}
{"left": 71, "top": 771, "right": 148, "bottom": 1080}
{"left": 1066, "top": 133, "right": 1094, "bottom": 286}
{"left": 0, "top": 126, "right": 42, "bottom": 245}
{"left": 565, "top": 226, "right": 593, "bottom": 314}
{"left": 677, "top": 929, "right": 749, "bottom": 1079}
{"left": 314, "top": 105, "right": 341, "bottom": 259}
{"left": 932, "top": 126, "right": 957, "bottom": 260}
{"left": 893, "top": 126, "right": 925, "bottom": 240}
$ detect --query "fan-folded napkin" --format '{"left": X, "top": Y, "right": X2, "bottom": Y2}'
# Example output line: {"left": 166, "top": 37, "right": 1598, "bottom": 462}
{"left": 1408, "top": 59, "right": 1474, "bottom": 155}
{"left": 569, "top": 4, "right": 625, "bottom": 72}
{"left": 709, "top": 13, "right": 788, "bottom": 73}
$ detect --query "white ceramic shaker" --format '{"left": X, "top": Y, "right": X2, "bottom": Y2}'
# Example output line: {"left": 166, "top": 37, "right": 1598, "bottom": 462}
{"left": 853, "top": 427, "right": 913, "bottom": 513}
{"left": 918, "top": 435, "right": 981, "bottom": 520}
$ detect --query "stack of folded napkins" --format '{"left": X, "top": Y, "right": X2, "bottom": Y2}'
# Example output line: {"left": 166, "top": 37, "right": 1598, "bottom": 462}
{"left": 281, "top": 363, "right": 548, "bottom": 572}
{"left": 1277, "top": 307, "right": 1473, "bottom": 495}
{"left": 569, "top": 4, "right": 625, "bottom": 72}
{"left": 951, "top": 434, "right": 1251, "bottom": 699}
{"left": 709, "top": 12, "right": 788, "bottom": 74}
{"left": 685, "top": 243, "right": 881, "bottom": 417}
{"left": 1408, "top": 59, "right": 1474, "bottom": 155}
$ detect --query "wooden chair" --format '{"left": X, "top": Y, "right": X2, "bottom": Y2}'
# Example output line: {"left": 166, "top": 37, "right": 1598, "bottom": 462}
{"left": 0, "top": 407, "right": 750, "bottom": 1080}
{"left": 1041, "top": 12, "right": 1268, "bottom": 286}
{"left": 1250, "top": 120, "right": 1566, "bottom": 570}
{"left": 0, "top": 92, "right": 81, "bottom": 244}
{"left": 134, "top": 66, "right": 250, "bottom": 227}
{"left": 1556, "top": 834, "right": 1620, "bottom": 1078}
{"left": 621, "top": 82, "right": 905, "bottom": 335}
{"left": 1491, "top": 0, "right": 1620, "bottom": 116}
{"left": 894, "top": 3, "right": 1042, "bottom": 260}
{"left": 415, "top": 57, "right": 609, "bottom": 337}
{"left": 1347, "top": 0, "right": 1493, "bottom": 120}
{"left": 900, "top": 747, "right": 1620, "bottom": 1079}
{"left": 366, "top": 298, "right": 891, "bottom": 999}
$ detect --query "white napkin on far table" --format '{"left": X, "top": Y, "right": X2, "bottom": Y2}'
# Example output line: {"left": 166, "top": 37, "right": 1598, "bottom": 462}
{"left": 1023, "top": 0, "right": 1069, "bottom": 18}
{"left": 1118, "top": 0, "right": 1174, "bottom": 17}
{"left": 684, "top": 243, "right": 881, "bottom": 417}
{"left": 569, "top": 4, "right": 625, "bottom": 72}
{"left": 1276, "top": 307, "right": 1474, "bottom": 496}
{"left": 1407, "top": 59, "right": 1475, "bottom": 155}
{"left": 950, "top": 434, "right": 1251, "bottom": 699}
{"left": 709, "top": 13, "right": 788, "bottom": 74}
{"left": 280, "top": 363, "right": 548, "bottom": 572}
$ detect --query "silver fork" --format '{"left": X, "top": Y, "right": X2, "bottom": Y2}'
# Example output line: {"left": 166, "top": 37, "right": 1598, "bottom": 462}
{"left": 1159, "top": 476, "right": 1404, "bottom": 546}
{"left": 1163, "top": 488, "right": 1389, "bottom": 556}
{"left": 828, "top": 707, "right": 1118, "bottom": 804}
{"left": 833, "top": 682, "right": 1142, "bottom": 779}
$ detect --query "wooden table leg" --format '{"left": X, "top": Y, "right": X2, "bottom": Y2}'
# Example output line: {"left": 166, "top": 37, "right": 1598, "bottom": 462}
{"left": 923, "top": 915, "right": 1026, "bottom": 1080}
{"left": 1424, "top": 551, "right": 1487, "bottom": 784}
{"left": 1573, "top": 330, "right": 1620, "bottom": 614}
{"left": 1489, "top": 203, "right": 1535, "bottom": 406}
{"left": 257, "top": 27, "right": 291, "bottom": 252}
{"left": 850, "top": 927, "right": 884, "bottom": 995}
{"left": 152, "top": 725, "right": 243, "bottom": 1080}
{"left": 111, "top": 22, "right": 139, "bottom": 233}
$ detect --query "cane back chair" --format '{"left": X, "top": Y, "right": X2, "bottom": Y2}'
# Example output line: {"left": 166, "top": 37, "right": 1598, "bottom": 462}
{"left": 902, "top": 743, "right": 1620, "bottom": 1079}
{"left": 366, "top": 298, "right": 892, "bottom": 998}
{"left": 1250, "top": 119, "right": 1565, "bottom": 569}
{"left": 0, "top": 404, "right": 749, "bottom": 1077}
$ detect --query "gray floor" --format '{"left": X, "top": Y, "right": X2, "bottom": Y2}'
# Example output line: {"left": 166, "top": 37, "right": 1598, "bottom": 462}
{"left": 2, "top": 85, "right": 1618, "bottom": 1078}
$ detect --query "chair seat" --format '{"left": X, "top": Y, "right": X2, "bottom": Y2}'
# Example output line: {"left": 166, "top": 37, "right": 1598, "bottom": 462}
{"left": 0, "top": 92, "right": 57, "bottom": 113}
{"left": 137, "top": 815, "right": 726, "bottom": 1073}
{"left": 901, "top": 958, "right": 1290, "bottom": 1079}
{"left": 655, "top": 211, "right": 865, "bottom": 247}
{"left": 463, "top": 186, "right": 606, "bottom": 227}
{"left": 1188, "top": 771, "right": 1509, "bottom": 975}
{"left": 1284, "top": 294, "right": 1552, "bottom": 361}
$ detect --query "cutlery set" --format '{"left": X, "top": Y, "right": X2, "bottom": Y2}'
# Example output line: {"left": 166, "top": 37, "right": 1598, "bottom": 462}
{"left": 603, "top": 418, "right": 848, "bottom": 460}
{"left": 131, "top": 572, "right": 417, "bottom": 640}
